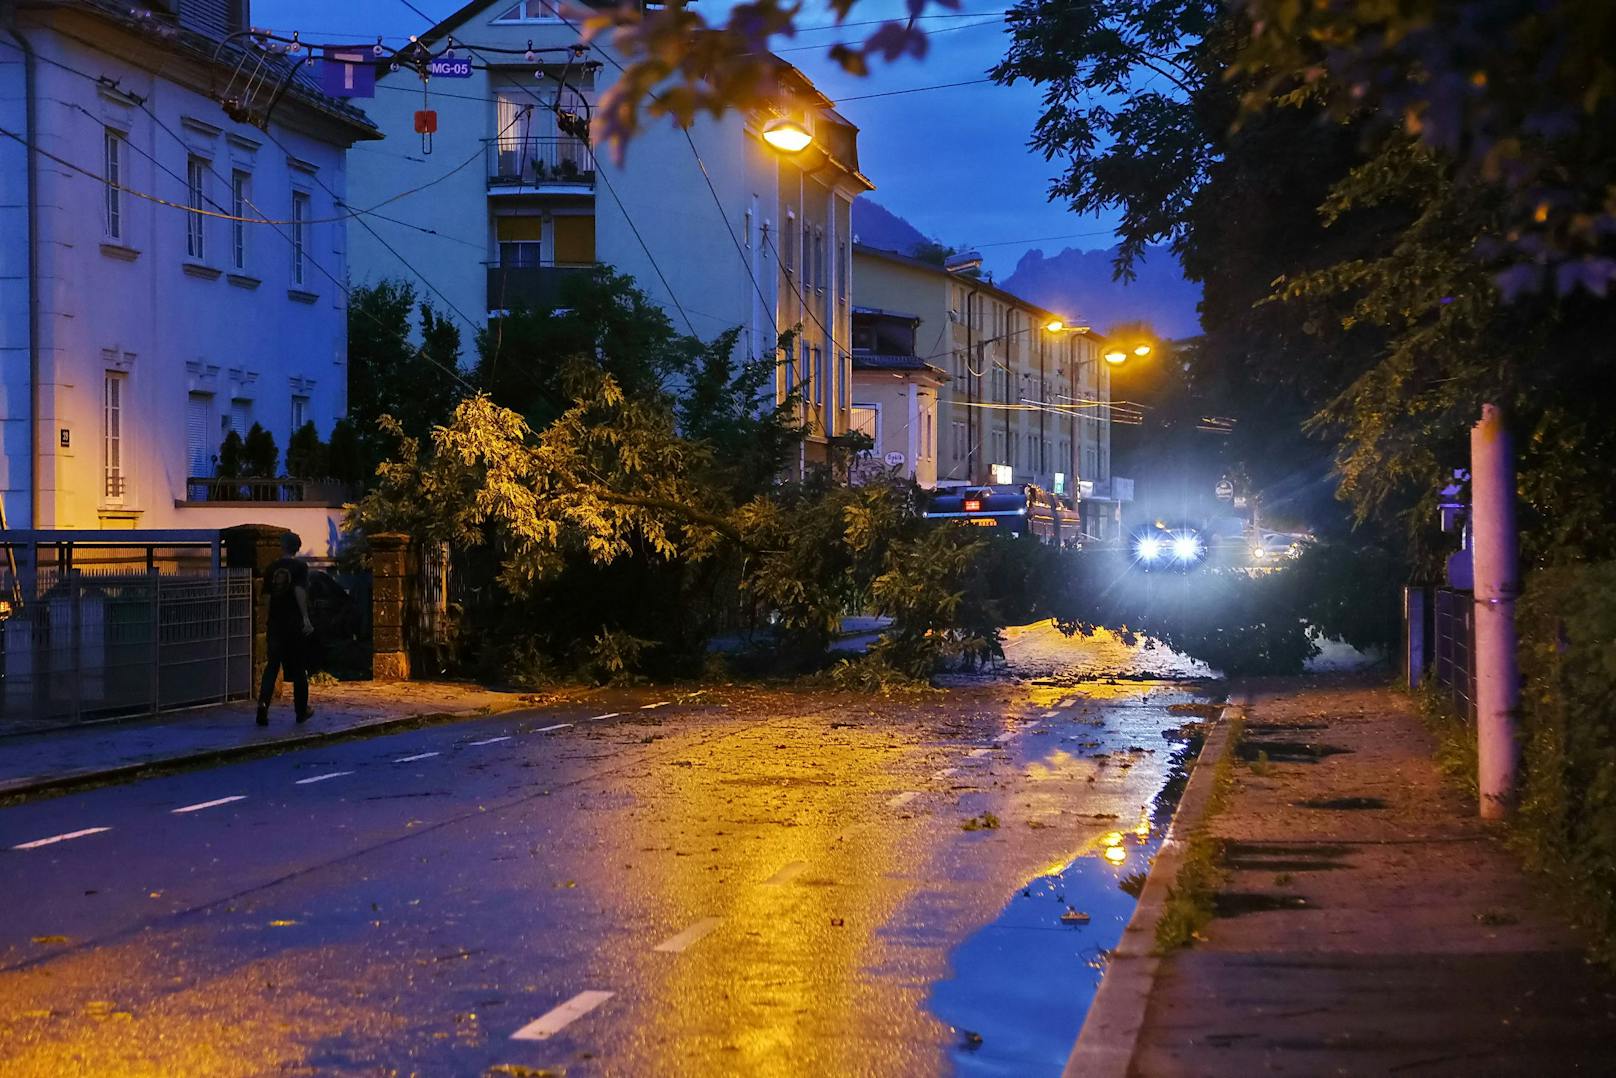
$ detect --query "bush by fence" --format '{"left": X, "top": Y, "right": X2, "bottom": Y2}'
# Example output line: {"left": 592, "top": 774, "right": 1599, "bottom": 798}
{"left": 1517, "top": 561, "right": 1616, "bottom": 960}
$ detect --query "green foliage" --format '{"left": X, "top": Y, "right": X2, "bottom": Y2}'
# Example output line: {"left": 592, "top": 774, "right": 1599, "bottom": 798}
{"left": 285, "top": 421, "right": 327, "bottom": 479}
{"left": 325, "top": 418, "right": 365, "bottom": 485}
{"left": 241, "top": 423, "right": 278, "bottom": 478}
{"left": 216, "top": 429, "right": 244, "bottom": 479}
{"left": 1517, "top": 562, "right": 1616, "bottom": 961}
{"left": 347, "top": 280, "right": 465, "bottom": 480}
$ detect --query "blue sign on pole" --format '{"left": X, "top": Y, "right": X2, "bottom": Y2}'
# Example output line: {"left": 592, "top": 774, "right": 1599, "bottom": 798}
{"left": 320, "top": 47, "right": 376, "bottom": 98}
{"left": 427, "top": 57, "right": 474, "bottom": 79}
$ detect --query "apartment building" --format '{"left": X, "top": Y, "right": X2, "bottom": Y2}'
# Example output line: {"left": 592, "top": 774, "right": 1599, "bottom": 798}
{"left": 0, "top": 0, "right": 378, "bottom": 542}
{"left": 345, "top": 0, "right": 874, "bottom": 468}
{"left": 851, "top": 244, "right": 1129, "bottom": 539}
{"left": 849, "top": 306, "right": 948, "bottom": 488}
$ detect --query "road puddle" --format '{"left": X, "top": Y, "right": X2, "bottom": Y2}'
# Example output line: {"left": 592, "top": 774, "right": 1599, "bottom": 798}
{"left": 926, "top": 726, "right": 1202, "bottom": 1076}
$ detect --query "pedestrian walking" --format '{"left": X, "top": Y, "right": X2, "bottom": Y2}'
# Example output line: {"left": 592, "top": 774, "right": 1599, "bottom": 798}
{"left": 256, "top": 531, "right": 315, "bottom": 726}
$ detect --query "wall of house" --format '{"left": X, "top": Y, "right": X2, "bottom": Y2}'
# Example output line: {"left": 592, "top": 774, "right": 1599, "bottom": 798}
{"left": 0, "top": 30, "right": 32, "bottom": 526}
{"left": 2, "top": 13, "right": 354, "bottom": 533}
{"left": 849, "top": 251, "right": 952, "bottom": 474}
{"left": 851, "top": 371, "right": 939, "bottom": 488}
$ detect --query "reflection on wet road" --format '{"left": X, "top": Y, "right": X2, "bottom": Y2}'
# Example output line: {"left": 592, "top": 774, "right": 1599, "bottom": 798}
{"left": 0, "top": 655, "right": 1208, "bottom": 1076}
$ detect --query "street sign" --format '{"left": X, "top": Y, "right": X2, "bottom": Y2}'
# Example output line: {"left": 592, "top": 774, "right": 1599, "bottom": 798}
{"left": 320, "top": 47, "right": 376, "bottom": 98}
{"left": 884, "top": 451, "right": 906, "bottom": 468}
{"left": 427, "top": 57, "right": 474, "bottom": 78}
{"left": 1215, "top": 478, "right": 1234, "bottom": 501}
{"left": 1233, "top": 495, "right": 1248, "bottom": 509}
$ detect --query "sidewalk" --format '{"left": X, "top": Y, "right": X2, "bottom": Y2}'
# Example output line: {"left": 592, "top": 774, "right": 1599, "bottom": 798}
{"left": 1128, "top": 677, "right": 1616, "bottom": 1075}
{"left": 0, "top": 680, "right": 540, "bottom": 799}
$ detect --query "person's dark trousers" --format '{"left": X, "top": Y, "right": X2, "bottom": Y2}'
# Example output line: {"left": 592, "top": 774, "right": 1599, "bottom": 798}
{"left": 258, "top": 631, "right": 309, "bottom": 717}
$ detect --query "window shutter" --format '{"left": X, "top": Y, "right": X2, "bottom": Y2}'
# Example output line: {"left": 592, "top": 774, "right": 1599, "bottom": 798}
{"left": 187, "top": 394, "right": 212, "bottom": 476}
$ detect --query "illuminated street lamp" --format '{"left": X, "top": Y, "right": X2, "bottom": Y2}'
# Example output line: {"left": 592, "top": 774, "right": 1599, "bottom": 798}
{"left": 762, "top": 117, "right": 813, "bottom": 153}
{"left": 1103, "top": 348, "right": 1129, "bottom": 365}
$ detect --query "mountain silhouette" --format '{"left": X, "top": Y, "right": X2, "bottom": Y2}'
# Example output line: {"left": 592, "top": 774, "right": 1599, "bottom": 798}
{"left": 850, "top": 198, "right": 932, "bottom": 255}
{"left": 1001, "top": 246, "right": 1201, "bottom": 340}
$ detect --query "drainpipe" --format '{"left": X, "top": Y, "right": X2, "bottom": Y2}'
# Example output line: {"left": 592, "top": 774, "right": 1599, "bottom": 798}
{"left": 4, "top": 15, "right": 40, "bottom": 529}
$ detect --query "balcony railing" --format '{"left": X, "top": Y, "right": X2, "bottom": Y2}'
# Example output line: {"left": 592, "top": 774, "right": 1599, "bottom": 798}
{"left": 487, "top": 264, "right": 596, "bottom": 312}
{"left": 486, "top": 137, "right": 595, "bottom": 188}
{"left": 183, "top": 477, "right": 358, "bottom": 505}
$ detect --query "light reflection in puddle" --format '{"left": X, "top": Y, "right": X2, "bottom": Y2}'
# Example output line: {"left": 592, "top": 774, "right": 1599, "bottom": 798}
{"left": 926, "top": 733, "right": 1199, "bottom": 1077}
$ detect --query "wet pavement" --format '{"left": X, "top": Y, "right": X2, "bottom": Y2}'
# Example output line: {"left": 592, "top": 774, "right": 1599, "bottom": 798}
{"left": 0, "top": 633, "right": 1212, "bottom": 1077}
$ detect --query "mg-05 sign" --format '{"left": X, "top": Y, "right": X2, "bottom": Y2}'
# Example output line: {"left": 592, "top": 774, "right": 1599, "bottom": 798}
{"left": 427, "top": 57, "right": 474, "bottom": 78}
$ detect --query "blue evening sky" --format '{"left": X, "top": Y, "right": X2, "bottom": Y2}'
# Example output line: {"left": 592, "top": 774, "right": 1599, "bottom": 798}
{"left": 254, "top": 0, "right": 1121, "bottom": 275}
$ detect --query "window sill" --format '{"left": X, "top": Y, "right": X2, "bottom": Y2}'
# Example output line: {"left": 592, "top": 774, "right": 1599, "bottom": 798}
{"left": 97, "top": 507, "right": 143, "bottom": 521}
{"left": 226, "top": 273, "right": 262, "bottom": 290}
{"left": 287, "top": 288, "right": 318, "bottom": 304}
{"left": 99, "top": 241, "right": 140, "bottom": 262}
{"left": 182, "top": 261, "right": 223, "bottom": 280}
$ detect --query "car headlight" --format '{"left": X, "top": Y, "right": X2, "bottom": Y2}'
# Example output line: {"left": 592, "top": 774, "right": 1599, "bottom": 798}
{"left": 1252, "top": 547, "right": 1265, "bottom": 559}
{"left": 1135, "top": 537, "right": 1162, "bottom": 562}
{"left": 1172, "top": 535, "right": 1202, "bottom": 562}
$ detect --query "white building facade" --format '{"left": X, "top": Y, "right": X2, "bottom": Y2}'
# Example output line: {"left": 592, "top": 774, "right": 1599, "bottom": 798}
{"left": 344, "top": 0, "right": 873, "bottom": 469}
{"left": 0, "top": 1, "right": 378, "bottom": 543}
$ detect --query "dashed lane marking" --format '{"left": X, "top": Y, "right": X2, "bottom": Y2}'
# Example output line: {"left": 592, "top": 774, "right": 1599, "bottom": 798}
{"left": 933, "top": 767, "right": 958, "bottom": 779}
{"left": 886, "top": 791, "right": 919, "bottom": 808}
{"left": 511, "top": 990, "right": 614, "bottom": 1041}
{"left": 466, "top": 736, "right": 512, "bottom": 747}
{"left": 652, "top": 916, "right": 722, "bottom": 954}
{"left": 394, "top": 752, "right": 440, "bottom": 763}
{"left": 537, "top": 723, "right": 573, "bottom": 733}
{"left": 172, "top": 795, "right": 247, "bottom": 814}
{"left": 761, "top": 860, "right": 808, "bottom": 887}
{"left": 294, "top": 771, "right": 354, "bottom": 785}
{"left": 13, "top": 827, "right": 111, "bottom": 850}
{"left": 1041, "top": 709, "right": 1061, "bottom": 718}
{"left": 590, "top": 713, "right": 620, "bottom": 721}
{"left": 993, "top": 731, "right": 1017, "bottom": 744}
{"left": 967, "top": 748, "right": 993, "bottom": 759}
{"left": 640, "top": 701, "right": 669, "bottom": 710}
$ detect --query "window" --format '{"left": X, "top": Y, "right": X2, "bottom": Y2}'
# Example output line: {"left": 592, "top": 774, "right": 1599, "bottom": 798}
{"left": 230, "top": 398, "right": 251, "bottom": 439}
{"left": 850, "top": 404, "right": 878, "bottom": 446}
{"left": 493, "top": 1, "right": 561, "bottom": 22}
{"left": 186, "top": 156, "right": 207, "bottom": 259}
{"left": 496, "top": 216, "right": 542, "bottom": 267}
{"left": 992, "top": 429, "right": 1005, "bottom": 465}
{"left": 743, "top": 207, "right": 752, "bottom": 249}
{"left": 952, "top": 420, "right": 966, "bottom": 461}
{"left": 553, "top": 214, "right": 595, "bottom": 264}
{"left": 290, "top": 394, "right": 309, "bottom": 440}
{"left": 839, "top": 351, "right": 850, "bottom": 412}
{"left": 187, "top": 392, "right": 213, "bottom": 477}
{"left": 291, "top": 190, "right": 310, "bottom": 286}
{"left": 837, "top": 241, "right": 847, "bottom": 303}
{"left": 813, "top": 346, "right": 825, "bottom": 405}
{"left": 800, "top": 340, "right": 811, "bottom": 414}
{"left": 103, "top": 128, "right": 123, "bottom": 239}
{"left": 801, "top": 221, "right": 811, "bottom": 288}
{"left": 231, "top": 171, "right": 250, "bottom": 269}
{"left": 814, "top": 228, "right": 824, "bottom": 294}
{"left": 104, "top": 372, "right": 126, "bottom": 501}
{"left": 783, "top": 211, "right": 795, "bottom": 273}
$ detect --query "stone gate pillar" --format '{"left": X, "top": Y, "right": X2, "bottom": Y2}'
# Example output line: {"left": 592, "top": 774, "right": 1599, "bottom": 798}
{"left": 222, "top": 523, "right": 290, "bottom": 695}
{"left": 370, "top": 533, "right": 413, "bottom": 681}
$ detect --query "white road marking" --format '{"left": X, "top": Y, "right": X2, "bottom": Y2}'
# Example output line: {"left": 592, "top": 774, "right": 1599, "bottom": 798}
{"left": 993, "top": 731, "right": 1016, "bottom": 744}
{"left": 394, "top": 751, "right": 440, "bottom": 763}
{"left": 12, "top": 827, "right": 111, "bottom": 850}
{"left": 536, "top": 723, "right": 572, "bottom": 733}
{"left": 640, "top": 701, "right": 669, "bottom": 710}
{"left": 761, "top": 860, "right": 808, "bottom": 887}
{"left": 294, "top": 771, "right": 354, "bottom": 785}
{"left": 511, "top": 990, "right": 614, "bottom": 1041}
{"left": 886, "top": 791, "right": 919, "bottom": 809}
{"left": 172, "top": 795, "right": 247, "bottom": 814}
{"left": 590, "top": 712, "right": 620, "bottom": 721}
{"left": 467, "top": 736, "right": 512, "bottom": 746}
{"left": 933, "top": 767, "right": 958, "bottom": 779}
{"left": 652, "top": 916, "right": 722, "bottom": 954}
{"left": 967, "top": 748, "right": 993, "bottom": 759}
{"left": 1041, "top": 709, "right": 1061, "bottom": 718}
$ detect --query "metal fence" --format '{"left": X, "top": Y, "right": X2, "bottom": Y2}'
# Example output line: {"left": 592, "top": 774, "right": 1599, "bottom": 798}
{"left": 1432, "top": 587, "right": 1476, "bottom": 722}
{"left": 0, "top": 568, "right": 252, "bottom": 728}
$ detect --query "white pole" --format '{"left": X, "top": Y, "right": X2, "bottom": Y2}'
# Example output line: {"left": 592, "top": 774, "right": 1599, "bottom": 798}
{"left": 1471, "top": 403, "right": 1520, "bottom": 820}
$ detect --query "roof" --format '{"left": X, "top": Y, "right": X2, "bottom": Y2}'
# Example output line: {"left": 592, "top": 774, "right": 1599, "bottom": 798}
{"left": 852, "top": 305, "right": 920, "bottom": 324}
{"left": 36, "top": 0, "right": 380, "bottom": 140}
{"left": 852, "top": 353, "right": 950, "bottom": 380}
{"left": 853, "top": 242, "right": 1107, "bottom": 339}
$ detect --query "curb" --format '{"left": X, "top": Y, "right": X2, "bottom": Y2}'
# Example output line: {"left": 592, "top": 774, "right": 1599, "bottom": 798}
{"left": 1062, "top": 692, "right": 1249, "bottom": 1078}
{"left": 0, "top": 701, "right": 534, "bottom": 803}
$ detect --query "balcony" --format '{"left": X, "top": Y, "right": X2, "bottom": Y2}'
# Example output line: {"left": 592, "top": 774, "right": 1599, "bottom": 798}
{"left": 485, "top": 137, "right": 595, "bottom": 190}
{"left": 487, "top": 264, "right": 596, "bottom": 312}
{"left": 182, "top": 477, "right": 358, "bottom": 506}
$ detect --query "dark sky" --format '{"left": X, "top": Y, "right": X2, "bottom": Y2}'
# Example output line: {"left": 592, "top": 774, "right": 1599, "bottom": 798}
{"left": 255, "top": 0, "right": 1121, "bottom": 276}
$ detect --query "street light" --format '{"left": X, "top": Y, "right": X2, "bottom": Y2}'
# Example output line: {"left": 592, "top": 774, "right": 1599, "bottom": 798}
{"left": 1103, "top": 348, "right": 1129, "bottom": 365}
{"left": 762, "top": 118, "right": 813, "bottom": 153}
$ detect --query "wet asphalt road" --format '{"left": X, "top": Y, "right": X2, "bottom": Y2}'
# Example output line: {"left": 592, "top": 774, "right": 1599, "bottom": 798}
{"left": 0, "top": 658, "right": 1208, "bottom": 1077}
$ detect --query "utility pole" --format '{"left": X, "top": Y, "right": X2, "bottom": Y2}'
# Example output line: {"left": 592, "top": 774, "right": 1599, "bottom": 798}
{"left": 1471, "top": 403, "right": 1520, "bottom": 820}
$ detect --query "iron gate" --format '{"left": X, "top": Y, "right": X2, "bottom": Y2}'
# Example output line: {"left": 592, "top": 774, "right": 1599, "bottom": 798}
{"left": 1432, "top": 587, "right": 1476, "bottom": 722}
